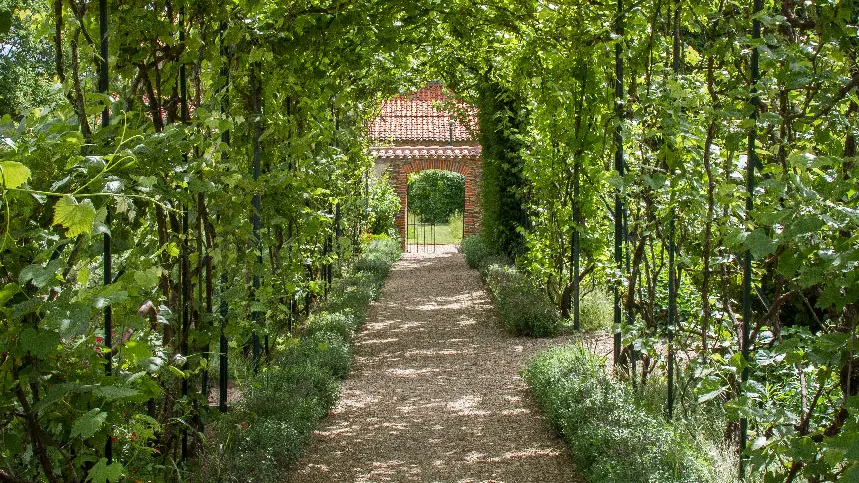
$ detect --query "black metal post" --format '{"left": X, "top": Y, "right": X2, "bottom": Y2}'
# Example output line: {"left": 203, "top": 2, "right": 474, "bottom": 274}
{"left": 573, "top": 155, "right": 580, "bottom": 331}
{"left": 667, "top": 0, "right": 682, "bottom": 421}
{"left": 572, "top": 63, "right": 588, "bottom": 333}
{"left": 98, "top": 0, "right": 112, "bottom": 465}
{"left": 178, "top": 8, "right": 190, "bottom": 460}
{"left": 667, "top": 212, "right": 676, "bottom": 419}
{"left": 613, "top": 0, "right": 625, "bottom": 366}
{"left": 218, "top": 24, "right": 230, "bottom": 413}
{"left": 740, "top": 0, "right": 763, "bottom": 477}
{"left": 180, "top": 208, "right": 190, "bottom": 461}
{"left": 251, "top": 64, "right": 262, "bottom": 371}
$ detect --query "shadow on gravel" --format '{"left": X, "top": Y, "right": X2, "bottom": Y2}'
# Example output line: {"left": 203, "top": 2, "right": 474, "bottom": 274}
{"left": 286, "top": 246, "right": 584, "bottom": 483}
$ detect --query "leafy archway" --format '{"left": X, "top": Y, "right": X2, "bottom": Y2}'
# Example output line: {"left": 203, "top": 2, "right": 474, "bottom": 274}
{"left": 1, "top": 0, "right": 858, "bottom": 480}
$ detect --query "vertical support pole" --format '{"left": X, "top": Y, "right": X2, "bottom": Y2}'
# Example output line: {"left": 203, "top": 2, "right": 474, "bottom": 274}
{"left": 180, "top": 208, "right": 190, "bottom": 460}
{"left": 251, "top": 63, "right": 262, "bottom": 371}
{"left": 324, "top": 220, "right": 332, "bottom": 297}
{"left": 572, "top": 63, "right": 587, "bottom": 332}
{"left": 365, "top": 170, "right": 370, "bottom": 234}
{"left": 334, "top": 111, "right": 342, "bottom": 274}
{"left": 218, "top": 24, "right": 230, "bottom": 413}
{"left": 98, "top": 0, "right": 109, "bottom": 129}
{"left": 667, "top": 0, "right": 682, "bottom": 421}
{"left": 612, "top": 0, "right": 625, "bottom": 366}
{"left": 178, "top": 8, "right": 190, "bottom": 460}
{"left": 573, "top": 156, "right": 580, "bottom": 331}
{"left": 625, "top": 201, "right": 635, "bottom": 388}
{"left": 335, "top": 204, "right": 342, "bottom": 239}
{"left": 98, "top": 0, "right": 112, "bottom": 465}
{"left": 740, "top": 0, "right": 762, "bottom": 477}
{"left": 667, "top": 216, "right": 676, "bottom": 418}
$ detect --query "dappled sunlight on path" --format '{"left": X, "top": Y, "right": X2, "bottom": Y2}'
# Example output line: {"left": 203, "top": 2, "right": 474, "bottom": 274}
{"left": 285, "top": 245, "right": 581, "bottom": 482}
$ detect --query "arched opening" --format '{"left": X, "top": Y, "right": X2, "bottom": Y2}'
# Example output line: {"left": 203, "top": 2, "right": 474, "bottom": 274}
{"left": 405, "top": 169, "right": 465, "bottom": 251}
{"left": 380, "top": 153, "right": 482, "bottom": 250}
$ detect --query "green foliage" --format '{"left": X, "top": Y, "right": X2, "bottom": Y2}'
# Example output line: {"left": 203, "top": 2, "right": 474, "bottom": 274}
{"left": 483, "top": 262, "right": 559, "bottom": 337}
{"left": 2, "top": 0, "right": 859, "bottom": 478}
{"left": 461, "top": 235, "right": 559, "bottom": 337}
{"left": 460, "top": 234, "right": 490, "bottom": 269}
{"left": 0, "top": 0, "right": 60, "bottom": 118}
{"left": 407, "top": 169, "right": 464, "bottom": 224}
{"left": 204, "top": 237, "right": 400, "bottom": 481}
{"left": 323, "top": 271, "right": 382, "bottom": 321}
{"left": 477, "top": 254, "right": 511, "bottom": 279}
{"left": 477, "top": 80, "right": 529, "bottom": 258}
{"left": 523, "top": 345, "right": 720, "bottom": 483}
{"left": 366, "top": 174, "right": 401, "bottom": 236}
{"left": 578, "top": 290, "right": 613, "bottom": 332}
{"left": 305, "top": 330, "right": 352, "bottom": 378}
{"left": 209, "top": 353, "right": 339, "bottom": 482}
{"left": 323, "top": 235, "right": 400, "bottom": 320}
{"left": 304, "top": 312, "right": 357, "bottom": 343}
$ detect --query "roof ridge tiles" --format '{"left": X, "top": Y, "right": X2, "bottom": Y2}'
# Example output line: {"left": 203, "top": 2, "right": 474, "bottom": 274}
{"left": 367, "top": 83, "right": 479, "bottom": 144}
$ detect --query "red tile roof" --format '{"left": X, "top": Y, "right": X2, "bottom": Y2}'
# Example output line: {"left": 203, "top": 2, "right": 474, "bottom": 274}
{"left": 368, "top": 83, "right": 479, "bottom": 144}
{"left": 371, "top": 145, "right": 482, "bottom": 159}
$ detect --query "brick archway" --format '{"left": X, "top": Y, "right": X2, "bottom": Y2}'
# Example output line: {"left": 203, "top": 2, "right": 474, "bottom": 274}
{"left": 372, "top": 146, "right": 482, "bottom": 249}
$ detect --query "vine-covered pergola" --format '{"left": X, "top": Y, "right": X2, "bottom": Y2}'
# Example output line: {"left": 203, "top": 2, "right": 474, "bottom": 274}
{"left": 1, "top": 0, "right": 857, "bottom": 481}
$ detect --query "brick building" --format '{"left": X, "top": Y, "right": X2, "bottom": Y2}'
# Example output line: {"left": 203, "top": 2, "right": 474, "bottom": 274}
{"left": 368, "top": 82, "right": 482, "bottom": 247}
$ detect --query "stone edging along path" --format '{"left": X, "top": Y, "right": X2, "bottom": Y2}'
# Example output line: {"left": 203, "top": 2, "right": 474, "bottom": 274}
{"left": 285, "top": 245, "right": 584, "bottom": 483}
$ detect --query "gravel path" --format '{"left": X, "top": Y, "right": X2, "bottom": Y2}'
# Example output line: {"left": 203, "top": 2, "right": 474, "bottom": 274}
{"left": 286, "top": 245, "right": 584, "bottom": 483}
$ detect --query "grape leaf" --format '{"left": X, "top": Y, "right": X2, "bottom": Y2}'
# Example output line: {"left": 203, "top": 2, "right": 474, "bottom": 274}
{"left": 94, "top": 386, "right": 140, "bottom": 401}
{"left": 697, "top": 386, "right": 727, "bottom": 403}
{"left": 19, "top": 259, "right": 64, "bottom": 288}
{"left": 0, "top": 161, "right": 31, "bottom": 189}
{"left": 744, "top": 229, "right": 776, "bottom": 259}
{"left": 53, "top": 196, "right": 96, "bottom": 237}
{"left": 19, "top": 327, "right": 60, "bottom": 358}
{"left": 86, "top": 458, "right": 123, "bottom": 483}
{"left": 71, "top": 408, "right": 107, "bottom": 439}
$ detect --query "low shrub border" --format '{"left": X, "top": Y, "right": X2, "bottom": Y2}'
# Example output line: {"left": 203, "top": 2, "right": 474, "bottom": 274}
{"left": 461, "top": 234, "right": 491, "bottom": 269}
{"left": 523, "top": 344, "right": 723, "bottom": 483}
{"left": 461, "top": 234, "right": 560, "bottom": 337}
{"left": 203, "top": 235, "right": 400, "bottom": 481}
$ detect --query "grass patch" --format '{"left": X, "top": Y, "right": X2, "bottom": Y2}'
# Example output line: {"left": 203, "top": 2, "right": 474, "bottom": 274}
{"left": 523, "top": 344, "right": 732, "bottom": 483}
{"left": 406, "top": 212, "right": 463, "bottom": 245}
{"left": 558, "top": 289, "right": 614, "bottom": 332}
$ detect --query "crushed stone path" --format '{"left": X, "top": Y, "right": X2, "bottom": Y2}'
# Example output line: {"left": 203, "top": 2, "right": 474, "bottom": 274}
{"left": 286, "top": 245, "right": 583, "bottom": 483}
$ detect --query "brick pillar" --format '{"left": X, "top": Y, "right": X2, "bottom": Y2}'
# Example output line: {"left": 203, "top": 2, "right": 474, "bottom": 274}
{"left": 462, "top": 164, "right": 482, "bottom": 238}
{"left": 393, "top": 166, "right": 409, "bottom": 250}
